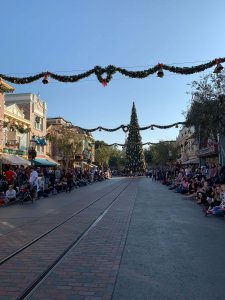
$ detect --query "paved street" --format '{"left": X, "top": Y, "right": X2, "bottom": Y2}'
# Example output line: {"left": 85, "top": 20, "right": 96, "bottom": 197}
{"left": 113, "top": 178, "right": 225, "bottom": 300}
{"left": 0, "top": 177, "right": 225, "bottom": 300}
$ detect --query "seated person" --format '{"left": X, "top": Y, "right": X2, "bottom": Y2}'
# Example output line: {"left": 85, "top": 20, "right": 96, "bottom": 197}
{"left": 73, "top": 178, "right": 80, "bottom": 188}
{"left": 196, "top": 180, "right": 213, "bottom": 205}
{"left": 169, "top": 175, "right": 182, "bottom": 190}
{"left": 5, "top": 185, "right": 17, "bottom": 203}
{"left": 79, "top": 177, "right": 88, "bottom": 186}
{"left": 205, "top": 185, "right": 221, "bottom": 209}
{"left": 205, "top": 185, "right": 225, "bottom": 216}
{"left": 183, "top": 178, "right": 198, "bottom": 199}
{"left": 175, "top": 177, "right": 189, "bottom": 194}
{"left": 54, "top": 179, "right": 63, "bottom": 192}
{"left": 0, "top": 177, "right": 8, "bottom": 193}
{"left": 61, "top": 177, "right": 68, "bottom": 191}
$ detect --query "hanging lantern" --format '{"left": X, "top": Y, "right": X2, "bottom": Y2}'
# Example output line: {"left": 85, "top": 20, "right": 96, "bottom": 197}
{"left": 175, "top": 124, "right": 179, "bottom": 128}
{"left": 42, "top": 74, "right": 49, "bottom": 84}
{"left": 151, "top": 126, "right": 154, "bottom": 130}
{"left": 157, "top": 63, "right": 164, "bottom": 78}
{"left": 99, "top": 127, "right": 102, "bottom": 131}
{"left": 214, "top": 59, "right": 223, "bottom": 74}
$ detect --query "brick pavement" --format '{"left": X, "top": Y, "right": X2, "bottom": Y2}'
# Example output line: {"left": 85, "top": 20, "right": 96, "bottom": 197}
{"left": 28, "top": 178, "right": 138, "bottom": 300}
{"left": 0, "top": 179, "right": 126, "bottom": 261}
{"left": 0, "top": 178, "right": 135, "bottom": 300}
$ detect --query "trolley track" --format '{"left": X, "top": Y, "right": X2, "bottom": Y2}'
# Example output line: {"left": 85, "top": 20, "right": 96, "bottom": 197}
{"left": 0, "top": 179, "right": 124, "bottom": 238}
{"left": 0, "top": 179, "right": 130, "bottom": 265}
{"left": 0, "top": 178, "right": 134, "bottom": 300}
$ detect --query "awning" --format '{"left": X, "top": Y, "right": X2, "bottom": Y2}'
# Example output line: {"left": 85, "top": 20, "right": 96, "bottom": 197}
{"left": 45, "top": 156, "right": 60, "bottom": 166}
{"left": 82, "top": 162, "right": 98, "bottom": 168}
{"left": 89, "top": 163, "right": 98, "bottom": 168}
{"left": 33, "top": 158, "right": 57, "bottom": 167}
{"left": 2, "top": 153, "right": 31, "bottom": 166}
{"left": 182, "top": 158, "right": 199, "bottom": 165}
{"left": 32, "top": 136, "right": 47, "bottom": 146}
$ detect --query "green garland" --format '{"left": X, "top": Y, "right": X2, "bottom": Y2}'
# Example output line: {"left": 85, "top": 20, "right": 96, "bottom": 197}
{"left": 104, "top": 141, "right": 176, "bottom": 147}
{"left": 3, "top": 122, "right": 30, "bottom": 134}
{"left": 77, "top": 122, "right": 185, "bottom": 132}
{"left": 0, "top": 57, "right": 224, "bottom": 85}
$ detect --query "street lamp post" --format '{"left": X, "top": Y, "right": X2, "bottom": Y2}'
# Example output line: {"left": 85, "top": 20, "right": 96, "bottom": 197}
{"left": 28, "top": 136, "right": 37, "bottom": 166}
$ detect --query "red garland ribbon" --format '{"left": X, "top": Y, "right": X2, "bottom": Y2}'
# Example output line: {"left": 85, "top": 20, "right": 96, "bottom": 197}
{"left": 215, "top": 58, "right": 221, "bottom": 65}
{"left": 102, "top": 79, "right": 108, "bottom": 87}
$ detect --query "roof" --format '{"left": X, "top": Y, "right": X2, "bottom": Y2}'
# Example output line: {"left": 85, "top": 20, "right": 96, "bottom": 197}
{"left": 0, "top": 79, "right": 15, "bottom": 93}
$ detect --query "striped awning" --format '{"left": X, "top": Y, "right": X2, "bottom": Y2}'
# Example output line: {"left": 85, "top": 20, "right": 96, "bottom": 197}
{"left": 33, "top": 158, "right": 57, "bottom": 167}
{"left": 2, "top": 153, "right": 31, "bottom": 166}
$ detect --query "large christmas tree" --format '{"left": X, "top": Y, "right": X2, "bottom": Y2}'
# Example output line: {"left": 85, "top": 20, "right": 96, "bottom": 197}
{"left": 125, "top": 102, "right": 145, "bottom": 174}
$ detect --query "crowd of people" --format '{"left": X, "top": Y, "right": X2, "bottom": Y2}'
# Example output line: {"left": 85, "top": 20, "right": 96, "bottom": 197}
{"left": 147, "top": 163, "right": 225, "bottom": 218}
{"left": 2, "top": 162, "right": 225, "bottom": 218}
{"left": 0, "top": 165, "right": 111, "bottom": 205}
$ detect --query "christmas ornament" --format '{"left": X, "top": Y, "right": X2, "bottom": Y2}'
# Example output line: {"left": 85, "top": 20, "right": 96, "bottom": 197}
{"left": 214, "top": 59, "right": 223, "bottom": 74}
{"left": 157, "top": 63, "right": 164, "bottom": 78}
{"left": 42, "top": 74, "right": 49, "bottom": 84}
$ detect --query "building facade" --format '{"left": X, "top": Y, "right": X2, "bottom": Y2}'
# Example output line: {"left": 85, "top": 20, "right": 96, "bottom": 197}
{"left": 5, "top": 93, "right": 47, "bottom": 159}
{"left": 46, "top": 117, "right": 95, "bottom": 168}
{"left": 197, "top": 135, "right": 219, "bottom": 166}
{"left": 0, "top": 81, "right": 31, "bottom": 171}
{"left": 3, "top": 103, "right": 31, "bottom": 163}
{"left": 176, "top": 126, "right": 199, "bottom": 165}
{"left": 0, "top": 80, "right": 15, "bottom": 151}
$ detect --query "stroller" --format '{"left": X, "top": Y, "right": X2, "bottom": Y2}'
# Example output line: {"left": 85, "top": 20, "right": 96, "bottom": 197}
{"left": 18, "top": 182, "right": 35, "bottom": 204}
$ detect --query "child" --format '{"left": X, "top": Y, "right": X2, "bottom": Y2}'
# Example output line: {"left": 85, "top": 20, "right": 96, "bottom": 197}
{"left": 5, "top": 185, "right": 17, "bottom": 203}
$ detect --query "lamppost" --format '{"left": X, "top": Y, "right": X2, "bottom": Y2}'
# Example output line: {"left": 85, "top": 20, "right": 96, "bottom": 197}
{"left": 28, "top": 136, "right": 37, "bottom": 166}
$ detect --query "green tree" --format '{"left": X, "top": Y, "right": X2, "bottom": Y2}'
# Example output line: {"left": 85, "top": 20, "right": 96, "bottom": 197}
{"left": 144, "top": 147, "right": 153, "bottom": 166}
{"left": 185, "top": 72, "right": 225, "bottom": 141}
{"left": 150, "top": 142, "right": 177, "bottom": 166}
{"left": 49, "top": 126, "right": 83, "bottom": 169}
{"left": 94, "top": 140, "right": 111, "bottom": 169}
{"left": 108, "top": 146, "right": 125, "bottom": 170}
{"left": 125, "top": 102, "right": 145, "bottom": 173}
{"left": 95, "top": 140, "right": 107, "bottom": 149}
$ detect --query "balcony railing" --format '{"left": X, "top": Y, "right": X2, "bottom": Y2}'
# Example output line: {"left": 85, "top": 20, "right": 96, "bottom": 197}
{"left": 5, "top": 140, "right": 19, "bottom": 147}
{"left": 3, "top": 148, "right": 27, "bottom": 155}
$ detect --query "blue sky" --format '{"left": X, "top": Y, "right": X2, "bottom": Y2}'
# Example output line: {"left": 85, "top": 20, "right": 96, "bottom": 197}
{"left": 1, "top": 0, "right": 225, "bottom": 145}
